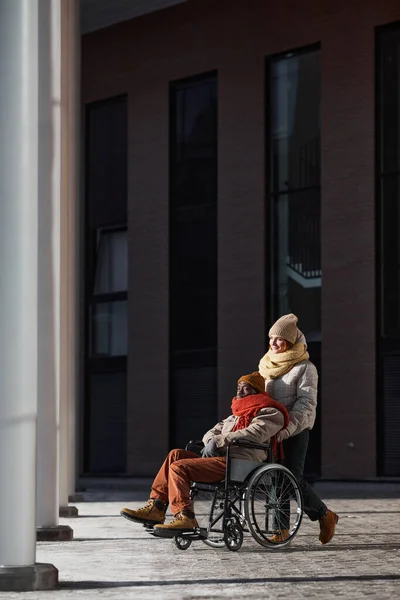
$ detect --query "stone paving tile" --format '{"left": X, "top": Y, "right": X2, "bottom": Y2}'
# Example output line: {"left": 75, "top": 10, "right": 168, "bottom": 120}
{"left": 1, "top": 489, "right": 399, "bottom": 599}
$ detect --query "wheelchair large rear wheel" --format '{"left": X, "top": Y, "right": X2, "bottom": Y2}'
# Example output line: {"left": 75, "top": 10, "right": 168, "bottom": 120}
{"left": 191, "top": 485, "right": 225, "bottom": 548}
{"left": 244, "top": 464, "right": 303, "bottom": 549}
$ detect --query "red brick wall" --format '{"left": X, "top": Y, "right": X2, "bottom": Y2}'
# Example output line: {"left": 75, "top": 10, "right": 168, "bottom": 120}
{"left": 82, "top": 0, "right": 400, "bottom": 477}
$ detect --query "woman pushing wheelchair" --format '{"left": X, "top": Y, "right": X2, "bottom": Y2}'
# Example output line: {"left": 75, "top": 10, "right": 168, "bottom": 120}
{"left": 120, "top": 371, "right": 288, "bottom": 536}
{"left": 259, "top": 313, "right": 338, "bottom": 544}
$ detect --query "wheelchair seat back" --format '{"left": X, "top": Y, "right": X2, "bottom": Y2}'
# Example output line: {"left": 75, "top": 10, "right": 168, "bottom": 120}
{"left": 229, "top": 459, "right": 262, "bottom": 482}
{"left": 191, "top": 459, "right": 261, "bottom": 489}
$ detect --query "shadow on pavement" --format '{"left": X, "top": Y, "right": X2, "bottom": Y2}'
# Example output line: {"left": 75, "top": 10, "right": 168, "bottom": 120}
{"left": 59, "top": 574, "right": 400, "bottom": 590}
{"left": 338, "top": 510, "right": 400, "bottom": 514}
{"left": 240, "top": 542, "right": 400, "bottom": 553}
{"left": 75, "top": 515, "right": 121, "bottom": 519}
{"left": 72, "top": 537, "right": 157, "bottom": 543}
{"left": 313, "top": 482, "right": 400, "bottom": 499}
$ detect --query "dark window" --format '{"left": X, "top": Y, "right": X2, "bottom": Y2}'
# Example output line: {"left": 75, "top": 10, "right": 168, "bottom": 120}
{"left": 89, "top": 371, "right": 127, "bottom": 473}
{"left": 378, "top": 27, "right": 400, "bottom": 337}
{"left": 377, "top": 24, "right": 400, "bottom": 476}
{"left": 172, "top": 76, "right": 217, "bottom": 209}
{"left": 267, "top": 48, "right": 321, "bottom": 479}
{"left": 268, "top": 48, "right": 321, "bottom": 342}
{"left": 86, "top": 97, "right": 127, "bottom": 228}
{"left": 84, "top": 95, "right": 128, "bottom": 474}
{"left": 170, "top": 73, "right": 218, "bottom": 447}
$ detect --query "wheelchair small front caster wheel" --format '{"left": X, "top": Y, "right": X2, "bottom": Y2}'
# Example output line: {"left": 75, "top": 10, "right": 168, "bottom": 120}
{"left": 174, "top": 535, "right": 192, "bottom": 550}
{"left": 224, "top": 522, "right": 243, "bottom": 552}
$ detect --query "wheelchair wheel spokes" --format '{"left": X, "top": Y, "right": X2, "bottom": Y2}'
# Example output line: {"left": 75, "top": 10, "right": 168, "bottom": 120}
{"left": 191, "top": 485, "right": 225, "bottom": 548}
{"left": 244, "top": 464, "right": 303, "bottom": 549}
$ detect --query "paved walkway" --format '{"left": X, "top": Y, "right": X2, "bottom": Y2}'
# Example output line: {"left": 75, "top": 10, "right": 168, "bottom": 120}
{"left": 2, "top": 484, "right": 400, "bottom": 599}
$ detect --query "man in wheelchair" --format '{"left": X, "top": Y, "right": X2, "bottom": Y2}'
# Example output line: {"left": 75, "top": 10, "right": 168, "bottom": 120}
{"left": 121, "top": 371, "right": 288, "bottom": 537}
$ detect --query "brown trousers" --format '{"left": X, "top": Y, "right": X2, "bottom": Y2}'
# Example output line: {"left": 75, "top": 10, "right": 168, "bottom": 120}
{"left": 151, "top": 449, "right": 226, "bottom": 516}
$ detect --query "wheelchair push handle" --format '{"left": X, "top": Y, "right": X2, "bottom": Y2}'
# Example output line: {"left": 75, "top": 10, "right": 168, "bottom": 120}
{"left": 185, "top": 440, "right": 204, "bottom": 453}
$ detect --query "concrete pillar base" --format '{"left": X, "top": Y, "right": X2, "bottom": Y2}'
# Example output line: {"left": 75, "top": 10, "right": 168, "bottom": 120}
{"left": 37, "top": 524, "right": 73, "bottom": 541}
{"left": 0, "top": 563, "right": 58, "bottom": 591}
{"left": 68, "top": 493, "right": 84, "bottom": 503}
{"left": 59, "top": 505, "right": 78, "bottom": 518}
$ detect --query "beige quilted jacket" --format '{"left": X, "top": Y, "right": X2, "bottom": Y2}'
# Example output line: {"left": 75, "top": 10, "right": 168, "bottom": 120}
{"left": 264, "top": 360, "right": 318, "bottom": 438}
{"left": 202, "top": 407, "right": 284, "bottom": 462}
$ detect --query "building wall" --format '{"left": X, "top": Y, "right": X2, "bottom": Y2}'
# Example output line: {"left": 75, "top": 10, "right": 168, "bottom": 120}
{"left": 81, "top": 0, "right": 400, "bottom": 478}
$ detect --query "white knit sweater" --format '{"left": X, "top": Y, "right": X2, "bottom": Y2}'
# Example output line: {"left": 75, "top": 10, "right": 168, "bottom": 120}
{"left": 264, "top": 360, "right": 318, "bottom": 438}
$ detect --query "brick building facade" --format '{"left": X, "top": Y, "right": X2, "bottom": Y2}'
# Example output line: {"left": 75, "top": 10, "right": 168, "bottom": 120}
{"left": 80, "top": 0, "right": 400, "bottom": 480}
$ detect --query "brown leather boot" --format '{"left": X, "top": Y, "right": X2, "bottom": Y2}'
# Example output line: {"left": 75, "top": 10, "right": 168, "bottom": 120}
{"left": 153, "top": 512, "right": 199, "bottom": 538}
{"left": 120, "top": 499, "right": 166, "bottom": 526}
{"left": 319, "top": 509, "right": 339, "bottom": 544}
{"left": 269, "top": 529, "right": 290, "bottom": 543}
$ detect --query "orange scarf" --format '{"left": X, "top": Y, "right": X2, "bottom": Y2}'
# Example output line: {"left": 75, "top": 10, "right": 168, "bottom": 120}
{"left": 231, "top": 393, "right": 289, "bottom": 459}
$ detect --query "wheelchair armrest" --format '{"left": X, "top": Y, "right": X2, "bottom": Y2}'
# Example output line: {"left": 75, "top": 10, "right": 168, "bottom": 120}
{"left": 228, "top": 439, "right": 270, "bottom": 452}
{"left": 185, "top": 440, "right": 204, "bottom": 453}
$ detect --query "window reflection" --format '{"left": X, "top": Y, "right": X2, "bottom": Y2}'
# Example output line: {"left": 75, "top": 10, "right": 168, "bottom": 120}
{"left": 91, "top": 228, "right": 128, "bottom": 357}
{"left": 92, "top": 301, "right": 127, "bottom": 357}
{"left": 94, "top": 229, "right": 127, "bottom": 294}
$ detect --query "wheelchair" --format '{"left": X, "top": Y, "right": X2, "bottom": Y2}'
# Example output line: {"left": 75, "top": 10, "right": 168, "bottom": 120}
{"left": 152, "top": 438, "right": 303, "bottom": 552}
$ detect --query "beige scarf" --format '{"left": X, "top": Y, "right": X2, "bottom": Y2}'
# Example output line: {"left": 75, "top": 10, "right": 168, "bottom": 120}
{"left": 258, "top": 342, "right": 309, "bottom": 380}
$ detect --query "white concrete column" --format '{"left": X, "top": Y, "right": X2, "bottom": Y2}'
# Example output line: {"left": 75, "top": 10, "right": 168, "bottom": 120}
{"left": 59, "top": 0, "right": 80, "bottom": 516}
{"left": 36, "top": 0, "right": 73, "bottom": 541}
{"left": 0, "top": 0, "right": 57, "bottom": 590}
{"left": 67, "top": 0, "right": 81, "bottom": 503}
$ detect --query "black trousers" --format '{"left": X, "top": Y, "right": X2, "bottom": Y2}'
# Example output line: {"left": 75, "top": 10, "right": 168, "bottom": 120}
{"left": 280, "top": 429, "right": 327, "bottom": 522}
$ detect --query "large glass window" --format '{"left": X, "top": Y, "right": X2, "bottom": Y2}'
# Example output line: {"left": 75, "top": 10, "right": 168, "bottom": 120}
{"left": 170, "top": 73, "right": 217, "bottom": 354}
{"left": 84, "top": 95, "right": 127, "bottom": 474}
{"left": 378, "top": 27, "right": 400, "bottom": 337}
{"left": 170, "top": 72, "right": 218, "bottom": 447}
{"left": 269, "top": 48, "right": 321, "bottom": 341}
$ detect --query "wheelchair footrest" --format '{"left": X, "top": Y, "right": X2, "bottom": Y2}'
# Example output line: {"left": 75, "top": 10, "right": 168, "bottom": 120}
{"left": 151, "top": 527, "right": 202, "bottom": 540}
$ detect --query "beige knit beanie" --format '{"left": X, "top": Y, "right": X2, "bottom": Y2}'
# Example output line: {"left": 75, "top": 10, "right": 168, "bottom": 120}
{"left": 268, "top": 313, "right": 298, "bottom": 345}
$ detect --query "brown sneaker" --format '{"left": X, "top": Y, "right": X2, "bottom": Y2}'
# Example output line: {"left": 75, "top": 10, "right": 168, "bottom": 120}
{"left": 120, "top": 499, "right": 166, "bottom": 526}
{"left": 319, "top": 509, "right": 339, "bottom": 544}
{"left": 269, "top": 529, "right": 290, "bottom": 543}
{"left": 153, "top": 512, "right": 198, "bottom": 538}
